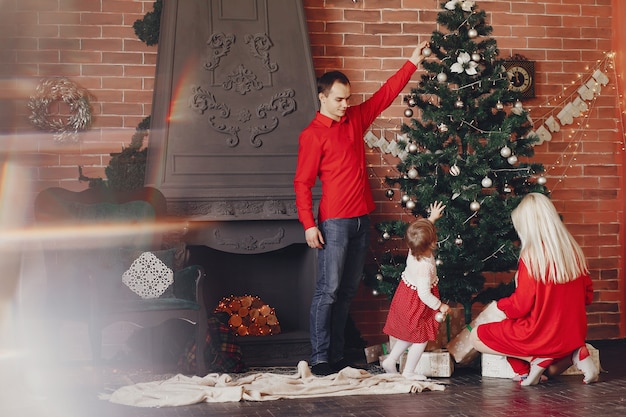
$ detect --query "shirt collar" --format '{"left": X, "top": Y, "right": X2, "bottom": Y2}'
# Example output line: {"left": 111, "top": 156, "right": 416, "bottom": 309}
{"left": 315, "top": 111, "right": 347, "bottom": 127}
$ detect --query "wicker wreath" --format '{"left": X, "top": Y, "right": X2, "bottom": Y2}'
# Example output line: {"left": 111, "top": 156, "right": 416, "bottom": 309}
{"left": 28, "top": 77, "right": 92, "bottom": 143}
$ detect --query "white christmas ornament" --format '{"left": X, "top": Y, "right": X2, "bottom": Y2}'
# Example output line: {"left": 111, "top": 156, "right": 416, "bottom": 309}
{"left": 405, "top": 200, "right": 416, "bottom": 210}
{"left": 537, "top": 176, "right": 547, "bottom": 185}
{"left": 507, "top": 155, "right": 518, "bottom": 165}
{"left": 437, "top": 72, "right": 448, "bottom": 83}
{"left": 470, "top": 201, "right": 480, "bottom": 211}
{"left": 422, "top": 47, "right": 432, "bottom": 57}
{"left": 449, "top": 164, "right": 460, "bottom": 176}
{"left": 468, "top": 28, "right": 478, "bottom": 38}
{"left": 407, "top": 168, "right": 418, "bottom": 179}
{"left": 481, "top": 177, "right": 493, "bottom": 188}
{"left": 500, "top": 146, "right": 512, "bottom": 158}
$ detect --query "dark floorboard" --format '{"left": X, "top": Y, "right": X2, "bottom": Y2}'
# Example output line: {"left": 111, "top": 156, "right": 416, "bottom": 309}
{"left": 3, "top": 339, "right": 625, "bottom": 417}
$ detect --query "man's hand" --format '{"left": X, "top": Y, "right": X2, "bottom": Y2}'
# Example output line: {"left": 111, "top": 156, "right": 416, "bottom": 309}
{"left": 409, "top": 40, "right": 430, "bottom": 65}
{"left": 428, "top": 201, "right": 446, "bottom": 223}
{"left": 305, "top": 226, "right": 325, "bottom": 249}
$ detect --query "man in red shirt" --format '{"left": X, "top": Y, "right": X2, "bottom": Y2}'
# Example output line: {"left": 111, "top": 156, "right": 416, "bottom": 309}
{"left": 294, "top": 41, "right": 429, "bottom": 376}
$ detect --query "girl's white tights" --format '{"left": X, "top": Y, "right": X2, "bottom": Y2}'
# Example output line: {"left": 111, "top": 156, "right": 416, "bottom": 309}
{"left": 381, "top": 339, "right": 428, "bottom": 380}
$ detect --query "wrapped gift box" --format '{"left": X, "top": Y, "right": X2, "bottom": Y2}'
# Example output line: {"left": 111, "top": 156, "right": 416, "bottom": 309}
{"left": 481, "top": 353, "right": 516, "bottom": 378}
{"left": 426, "top": 306, "right": 465, "bottom": 351}
{"left": 399, "top": 349, "right": 454, "bottom": 377}
{"left": 364, "top": 342, "right": 390, "bottom": 364}
{"left": 481, "top": 344, "right": 601, "bottom": 378}
{"left": 447, "top": 301, "right": 506, "bottom": 365}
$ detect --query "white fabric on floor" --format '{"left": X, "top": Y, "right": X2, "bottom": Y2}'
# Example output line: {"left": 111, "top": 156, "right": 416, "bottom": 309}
{"left": 101, "top": 361, "right": 445, "bottom": 406}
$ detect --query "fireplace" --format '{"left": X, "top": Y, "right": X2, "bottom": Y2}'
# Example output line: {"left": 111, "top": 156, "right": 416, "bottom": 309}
{"left": 185, "top": 220, "right": 316, "bottom": 366}
{"left": 145, "top": 0, "right": 319, "bottom": 366}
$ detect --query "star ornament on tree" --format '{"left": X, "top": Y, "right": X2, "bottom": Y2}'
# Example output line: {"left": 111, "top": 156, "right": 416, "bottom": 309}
{"left": 445, "top": 0, "right": 475, "bottom": 12}
{"left": 451, "top": 52, "right": 478, "bottom": 75}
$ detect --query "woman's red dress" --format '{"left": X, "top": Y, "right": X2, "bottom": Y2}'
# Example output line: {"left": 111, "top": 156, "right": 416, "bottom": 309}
{"left": 477, "top": 260, "right": 593, "bottom": 358}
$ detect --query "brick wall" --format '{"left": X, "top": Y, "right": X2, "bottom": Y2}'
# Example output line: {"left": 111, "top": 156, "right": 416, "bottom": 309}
{"left": 2, "top": 0, "right": 623, "bottom": 344}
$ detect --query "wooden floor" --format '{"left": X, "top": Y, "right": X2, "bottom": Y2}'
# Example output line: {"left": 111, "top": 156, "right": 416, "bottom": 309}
{"left": 4, "top": 339, "right": 625, "bottom": 417}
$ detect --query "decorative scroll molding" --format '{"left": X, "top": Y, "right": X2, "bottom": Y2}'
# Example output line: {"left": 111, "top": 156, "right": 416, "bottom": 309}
{"left": 167, "top": 199, "right": 299, "bottom": 220}
{"left": 203, "top": 32, "right": 235, "bottom": 71}
{"left": 245, "top": 33, "right": 278, "bottom": 73}
{"left": 213, "top": 227, "right": 286, "bottom": 251}
{"left": 189, "top": 86, "right": 296, "bottom": 148}
{"left": 223, "top": 64, "right": 263, "bottom": 95}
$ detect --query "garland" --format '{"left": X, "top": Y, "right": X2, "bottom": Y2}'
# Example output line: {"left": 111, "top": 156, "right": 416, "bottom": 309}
{"left": 28, "top": 77, "right": 92, "bottom": 143}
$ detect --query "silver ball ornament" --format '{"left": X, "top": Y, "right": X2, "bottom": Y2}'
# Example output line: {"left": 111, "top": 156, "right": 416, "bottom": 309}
{"left": 470, "top": 201, "right": 480, "bottom": 211}
{"left": 408, "top": 97, "right": 417, "bottom": 107}
{"left": 405, "top": 200, "right": 416, "bottom": 210}
{"left": 471, "top": 53, "right": 481, "bottom": 62}
{"left": 385, "top": 189, "right": 395, "bottom": 198}
{"left": 407, "top": 168, "right": 418, "bottom": 179}
{"left": 468, "top": 28, "right": 478, "bottom": 38}
{"left": 455, "top": 236, "right": 463, "bottom": 245}
{"left": 500, "top": 146, "right": 512, "bottom": 158}
{"left": 436, "top": 72, "right": 448, "bottom": 83}
{"left": 376, "top": 273, "right": 384, "bottom": 281}
{"left": 401, "top": 194, "right": 411, "bottom": 203}
{"left": 507, "top": 155, "right": 518, "bottom": 165}
{"left": 434, "top": 312, "right": 445, "bottom": 322}
{"left": 481, "top": 177, "right": 493, "bottom": 188}
{"left": 496, "top": 101, "right": 504, "bottom": 110}
{"left": 382, "top": 231, "right": 391, "bottom": 240}
{"left": 422, "top": 47, "right": 432, "bottom": 57}
{"left": 537, "top": 176, "right": 547, "bottom": 185}
{"left": 404, "top": 108, "right": 414, "bottom": 118}
{"left": 449, "top": 164, "right": 460, "bottom": 176}
{"left": 408, "top": 143, "right": 418, "bottom": 154}
{"left": 514, "top": 100, "right": 523, "bottom": 109}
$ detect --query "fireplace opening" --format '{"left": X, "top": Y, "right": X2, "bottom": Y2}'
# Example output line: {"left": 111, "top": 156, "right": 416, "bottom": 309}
{"left": 187, "top": 239, "right": 316, "bottom": 366}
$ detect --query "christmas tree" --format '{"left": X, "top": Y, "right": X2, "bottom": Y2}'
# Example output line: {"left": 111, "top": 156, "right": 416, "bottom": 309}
{"left": 366, "top": 0, "right": 548, "bottom": 322}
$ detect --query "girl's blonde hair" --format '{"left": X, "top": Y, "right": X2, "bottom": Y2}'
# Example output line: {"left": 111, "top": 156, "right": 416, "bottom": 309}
{"left": 405, "top": 218, "right": 437, "bottom": 260}
{"left": 511, "top": 193, "right": 588, "bottom": 284}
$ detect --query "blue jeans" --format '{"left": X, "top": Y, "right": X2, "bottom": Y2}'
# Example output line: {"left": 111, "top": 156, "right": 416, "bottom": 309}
{"left": 310, "top": 215, "right": 370, "bottom": 365}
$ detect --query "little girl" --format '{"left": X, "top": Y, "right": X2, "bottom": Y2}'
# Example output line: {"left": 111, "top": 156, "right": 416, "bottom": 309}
{"left": 382, "top": 201, "right": 450, "bottom": 380}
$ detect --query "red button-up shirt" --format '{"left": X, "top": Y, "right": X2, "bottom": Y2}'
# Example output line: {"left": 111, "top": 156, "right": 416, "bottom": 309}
{"left": 294, "top": 61, "right": 418, "bottom": 230}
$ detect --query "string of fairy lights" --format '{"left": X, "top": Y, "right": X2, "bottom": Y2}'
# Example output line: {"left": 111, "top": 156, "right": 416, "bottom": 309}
{"left": 365, "top": 51, "right": 625, "bottom": 280}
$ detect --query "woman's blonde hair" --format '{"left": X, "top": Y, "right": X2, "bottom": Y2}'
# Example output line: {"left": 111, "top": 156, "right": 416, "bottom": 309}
{"left": 511, "top": 193, "right": 588, "bottom": 284}
{"left": 405, "top": 218, "right": 437, "bottom": 260}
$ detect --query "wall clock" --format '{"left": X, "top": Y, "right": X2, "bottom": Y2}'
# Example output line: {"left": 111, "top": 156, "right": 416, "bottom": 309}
{"left": 503, "top": 60, "right": 535, "bottom": 99}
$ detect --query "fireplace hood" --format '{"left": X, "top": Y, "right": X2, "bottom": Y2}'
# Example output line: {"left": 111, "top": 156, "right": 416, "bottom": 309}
{"left": 146, "top": 0, "right": 319, "bottom": 221}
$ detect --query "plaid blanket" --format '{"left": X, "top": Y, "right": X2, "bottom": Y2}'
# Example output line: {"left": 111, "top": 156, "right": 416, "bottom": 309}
{"left": 180, "top": 312, "right": 247, "bottom": 374}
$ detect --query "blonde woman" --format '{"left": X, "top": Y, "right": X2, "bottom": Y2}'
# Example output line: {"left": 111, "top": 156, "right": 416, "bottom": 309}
{"left": 470, "top": 193, "right": 598, "bottom": 386}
